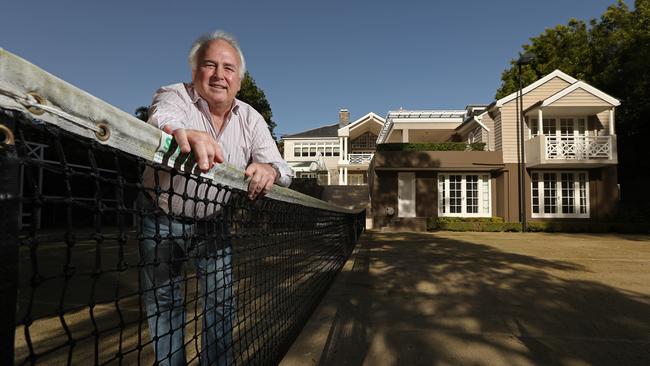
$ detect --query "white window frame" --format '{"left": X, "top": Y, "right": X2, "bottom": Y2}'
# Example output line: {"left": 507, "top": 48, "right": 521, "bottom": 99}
{"left": 529, "top": 116, "right": 588, "bottom": 139}
{"left": 292, "top": 141, "right": 340, "bottom": 158}
{"left": 438, "top": 173, "right": 492, "bottom": 217}
{"left": 531, "top": 170, "right": 590, "bottom": 218}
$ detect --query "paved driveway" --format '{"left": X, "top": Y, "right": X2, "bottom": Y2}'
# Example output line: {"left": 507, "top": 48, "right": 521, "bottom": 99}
{"left": 282, "top": 231, "right": 650, "bottom": 366}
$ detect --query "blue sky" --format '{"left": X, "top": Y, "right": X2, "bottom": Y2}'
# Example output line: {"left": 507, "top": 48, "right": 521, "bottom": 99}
{"left": 1, "top": 0, "right": 620, "bottom": 136}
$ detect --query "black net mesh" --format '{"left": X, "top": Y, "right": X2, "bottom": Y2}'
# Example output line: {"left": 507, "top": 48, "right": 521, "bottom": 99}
{"left": 0, "top": 110, "right": 364, "bottom": 365}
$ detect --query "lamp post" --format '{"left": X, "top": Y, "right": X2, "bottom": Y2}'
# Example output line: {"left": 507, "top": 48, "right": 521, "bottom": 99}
{"left": 516, "top": 51, "right": 534, "bottom": 232}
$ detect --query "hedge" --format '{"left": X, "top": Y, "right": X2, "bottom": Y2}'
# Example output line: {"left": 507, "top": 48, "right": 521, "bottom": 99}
{"left": 428, "top": 217, "right": 522, "bottom": 232}
{"left": 427, "top": 217, "right": 650, "bottom": 233}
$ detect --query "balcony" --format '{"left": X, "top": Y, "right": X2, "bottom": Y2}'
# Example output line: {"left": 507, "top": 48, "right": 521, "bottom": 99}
{"left": 347, "top": 153, "right": 374, "bottom": 165}
{"left": 526, "top": 135, "right": 617, "bottom": 168}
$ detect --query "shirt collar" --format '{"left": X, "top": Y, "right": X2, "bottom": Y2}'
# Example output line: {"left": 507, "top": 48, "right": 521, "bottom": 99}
{"left": 187, "top": 83, "right": 240, "bottom": 115}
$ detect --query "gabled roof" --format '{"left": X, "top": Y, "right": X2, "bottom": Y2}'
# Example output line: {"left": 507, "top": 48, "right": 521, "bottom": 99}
{"left": 542, "top": 81, "right": 620, "bottom": 107}
{"left": 283, "top": 123, "right": 339, "bottom": 139}
{"left": 340, "top": 112, "right": 385, "bottom": 134}
{"left": 455, "top": 110, "right": 490, "bottom": 133}
{"left": 495, "top": 69, "right": 577, "bottom": 107}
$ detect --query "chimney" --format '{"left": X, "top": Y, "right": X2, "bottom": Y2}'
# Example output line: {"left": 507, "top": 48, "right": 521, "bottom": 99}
{"left": 339, "top": 108, "right": 350, "bottom": 127}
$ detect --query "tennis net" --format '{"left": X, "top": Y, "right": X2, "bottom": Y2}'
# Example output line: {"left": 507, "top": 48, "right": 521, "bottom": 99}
{"left": 0, "top": 49, "right": 364, "bottom": 365}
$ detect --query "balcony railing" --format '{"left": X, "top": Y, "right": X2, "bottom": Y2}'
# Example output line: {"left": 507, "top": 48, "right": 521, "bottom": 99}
{"left": 545, "top": 136, "right": 612, "bottom": 160}
{"left": 347, "top": 153, "right": 374, "bottom": 164}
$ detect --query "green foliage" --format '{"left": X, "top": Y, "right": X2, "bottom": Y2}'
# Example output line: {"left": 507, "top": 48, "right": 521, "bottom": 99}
{"left": 526, "top": 221, "right": 650, "bottom": 233}
{"left": 377, "top": 142, "right": 486, "bottom": 152}
{"left": 135, "top": 106, "right": 149, "bottom": 122}
{"left": 426, "top": 217, "right": 650, "bottom": 233}
{"left": 427, "top": 217, "right": 522, "bottom": 232}
{"left": 237, "top": 72, "right": 278, "bottom": 140}
{"left": 496, "top": 0, "right": 650, "bottom": 207}
{"left": 469, "top": 142, "right": 487, "bottom": 151}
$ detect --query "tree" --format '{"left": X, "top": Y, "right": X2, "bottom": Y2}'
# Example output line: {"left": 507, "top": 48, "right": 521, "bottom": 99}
{"left": 496, "top": 0, "right": 650, "bottom": 209}
{"left": 135, "top": 106, "right": 149, "bottom": 122}
{"left": 237, "top": 72, "right": 278, "bottom": 140}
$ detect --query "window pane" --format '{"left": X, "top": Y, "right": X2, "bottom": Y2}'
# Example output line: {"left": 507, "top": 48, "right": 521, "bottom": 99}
{"left": 561, "top": 173, "right": 575, "bottom": 214}
{"left": 466, "top": 175, "right": 479, "bottom": 213}
{"left": 577, "top": 119, "right": 586, "bottom": 136}
{"left": 543, "top": 119, "right": 556, "bottom": 135}
{"left": 532, "top": 173, "right": 539, "bottom": 214}
{"left": 579, "top": 173, "right": 588, "bottom": 214}
{"left": 351, "top": 132, "right": 378, "bottom": 150}
{"left": 543, "top": 173, "right": 557, "bottom": 213}
{"left": 560, "top": 118, "right": 574, "bottom": 137}
{"left": 439, "top": 175, "right": 446, "bottom": 214}
{"left": 450, "top": 175, "right": 462, "bottom": 213}
{"left": 481, "top": 175, "right": 490, "bottom": 214}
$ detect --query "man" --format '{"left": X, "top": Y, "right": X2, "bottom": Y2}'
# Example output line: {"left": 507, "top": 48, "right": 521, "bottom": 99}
{"left": 139, "top": 30, "right": 292, "bottom": 366}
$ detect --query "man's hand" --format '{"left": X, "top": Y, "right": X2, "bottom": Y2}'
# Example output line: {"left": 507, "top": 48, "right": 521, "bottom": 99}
{"left": 163, "top": 126, "right": 223, "bottom": 172}
{"left": 245, "top": 163, "right": 278, "bottom": 200}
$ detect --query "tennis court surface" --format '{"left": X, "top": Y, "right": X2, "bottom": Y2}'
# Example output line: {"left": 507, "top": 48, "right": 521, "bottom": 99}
{"left": 282, "top": 231, "right": 650, "bottom": 366}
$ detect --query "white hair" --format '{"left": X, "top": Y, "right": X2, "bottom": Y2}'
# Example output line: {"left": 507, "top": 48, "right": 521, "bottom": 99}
{"left": 188, "top": 30, "right": 246, "bottom": 78}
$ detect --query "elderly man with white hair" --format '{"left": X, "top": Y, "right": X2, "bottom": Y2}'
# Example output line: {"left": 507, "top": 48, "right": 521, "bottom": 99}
{"left": 139, "top": 30, "right": 291, "bottom": 366}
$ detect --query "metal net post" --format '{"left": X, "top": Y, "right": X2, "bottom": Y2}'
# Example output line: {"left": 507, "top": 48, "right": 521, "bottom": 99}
{"left": 0, "top": 119, "right": 20, "bottom": 364}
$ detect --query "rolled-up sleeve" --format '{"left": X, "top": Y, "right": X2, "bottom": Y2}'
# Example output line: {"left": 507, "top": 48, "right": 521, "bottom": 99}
{"left": 147, "top": 86, "right": 190, "bottom": 131}
{"left": 249, "top": 113, "right": 293, "bottom": 187}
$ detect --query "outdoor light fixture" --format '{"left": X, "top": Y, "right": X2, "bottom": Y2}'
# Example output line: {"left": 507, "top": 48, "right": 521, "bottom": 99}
{"left": 516, "top": 51, "right": 534, "bottom": 232}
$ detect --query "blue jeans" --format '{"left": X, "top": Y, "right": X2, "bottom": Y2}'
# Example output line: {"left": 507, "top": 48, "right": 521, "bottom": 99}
{"left": 138, "top": 196, "right": 235, "bottom": 366}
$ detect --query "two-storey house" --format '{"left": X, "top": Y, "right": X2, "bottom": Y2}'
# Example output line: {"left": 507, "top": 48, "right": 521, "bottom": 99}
{"left": 282, "top": 109, "right": 385, "bottom": 185}
{"left": 370, "top": 70, "right": 619, "bottom": 230}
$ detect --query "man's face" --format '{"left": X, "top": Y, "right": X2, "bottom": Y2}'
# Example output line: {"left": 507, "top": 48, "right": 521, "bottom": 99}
{"left": 192, "top": 39, "right": 242, "bottom": 109}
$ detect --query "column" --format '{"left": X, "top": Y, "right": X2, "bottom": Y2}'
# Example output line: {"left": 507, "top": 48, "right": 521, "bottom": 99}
{"left": 537, "top": 109, "right": 543, "bottom": 136}
{"left": 343, "top": 137, "right": 348, "bottom": 161}
{"left": 327, "top": 171, "right": 331, "bottom": 185}
{"left": 339, "top": 167, "right": 344, "bottom": 185}
{"left": 609, "top": 108, "right": 615, "bottom": 135}
{"left": 344, "top": 167, "right": 348, "bottom": 185}
{"left": 402, "top": 129, "right": 409, "bottom": 143}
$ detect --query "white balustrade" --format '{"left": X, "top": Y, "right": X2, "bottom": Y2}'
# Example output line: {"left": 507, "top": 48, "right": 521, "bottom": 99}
{"left": 347, "top": 153, "right": 374, "bottom": 164}
{"left": 545, "top": 136, "right": 612, "bottom": 160}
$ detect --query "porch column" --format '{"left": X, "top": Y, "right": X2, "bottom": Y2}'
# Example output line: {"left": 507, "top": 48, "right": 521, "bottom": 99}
{"left": 609, "top": 108, "right": 615, "bottom": 135}
{"left": 339, "top": 167, "right": 344, "bottom": 185}
{"left": 343, "top": 137, "right": 349, "bottom": 161}
{"left": 537, "top": 108, "right": 543, "bottom": 135}
{"left": 402, "top": 129, "right": 409, "bottom": 143}
{"left": 338, "top": 137, "right": 343, "bottom": 157}
{"left": 327, "top": 171, "right": 331, "bottom": 185}
{"left": 344, "top": 167, "right": 348, "bottom": 185}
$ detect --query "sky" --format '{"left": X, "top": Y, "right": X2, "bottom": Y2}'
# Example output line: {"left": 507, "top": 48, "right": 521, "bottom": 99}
{"left": 1, "top": 0, "right": 621, "bottom": 136}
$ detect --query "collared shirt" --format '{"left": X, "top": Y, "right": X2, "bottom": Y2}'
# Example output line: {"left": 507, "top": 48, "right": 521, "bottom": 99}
{"left": 142, "top": 82, "right": 292, "bottom": 216}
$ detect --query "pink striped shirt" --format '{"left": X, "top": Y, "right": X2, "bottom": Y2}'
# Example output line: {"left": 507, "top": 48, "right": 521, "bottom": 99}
{"left": 142, "top": 82, "right": 292, "bottom": 216}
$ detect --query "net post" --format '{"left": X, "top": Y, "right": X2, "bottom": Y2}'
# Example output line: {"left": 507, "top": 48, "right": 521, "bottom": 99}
{"left": 0, "top": 119, "right": 19, "bottom": 365}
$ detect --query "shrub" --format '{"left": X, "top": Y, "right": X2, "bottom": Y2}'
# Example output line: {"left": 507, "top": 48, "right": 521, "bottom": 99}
{"left": 427, "top": 217, "right": 520, "bottom": 232}
{"left": 427, "top": 217, "right": 650, "bottom": 233}
{"left": 469, "top": 142, "right": 487, "bottom": 151}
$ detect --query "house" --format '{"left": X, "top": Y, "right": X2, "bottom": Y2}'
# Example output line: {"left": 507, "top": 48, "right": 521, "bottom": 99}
{"left": 370, "top": 70, "right": 619, "bottom": 231}
{"left": 282, "top": 109, "right": 385, "bottom": 186}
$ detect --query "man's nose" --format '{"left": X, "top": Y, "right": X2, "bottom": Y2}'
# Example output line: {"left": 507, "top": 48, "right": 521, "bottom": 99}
{"left": 212, "top": 65, "right": 225, "bottom": 79}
